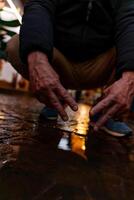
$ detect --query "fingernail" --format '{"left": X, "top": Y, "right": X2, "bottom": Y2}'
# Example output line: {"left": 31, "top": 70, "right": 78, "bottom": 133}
{"left": 73, "top": 105, "right": 78, "bottom": 111}
{"left": 63, "top": 116, "right": 68, "bottom": 121}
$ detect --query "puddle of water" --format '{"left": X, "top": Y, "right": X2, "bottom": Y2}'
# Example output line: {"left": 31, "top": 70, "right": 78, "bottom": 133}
{"left": 0, "top": 92, "right": 134, "bottom": 200}
{"left": 57, "top": 104, "right": 91, "bottom": 136}
{"left": 38, "top": 104, "right": 91, "bottom": 159}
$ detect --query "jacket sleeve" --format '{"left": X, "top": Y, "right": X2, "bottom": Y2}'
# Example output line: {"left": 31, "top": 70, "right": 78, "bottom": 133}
{"left": 20, "top": 0, "right": 57, "bottom": 64}
{"left": 115, "top": 0, "right": 134, "bottom": 78}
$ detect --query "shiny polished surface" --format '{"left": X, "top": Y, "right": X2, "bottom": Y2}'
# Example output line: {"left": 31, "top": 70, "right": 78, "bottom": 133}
{"left": 0, "top": 91, "right": 134, "bottom": 200}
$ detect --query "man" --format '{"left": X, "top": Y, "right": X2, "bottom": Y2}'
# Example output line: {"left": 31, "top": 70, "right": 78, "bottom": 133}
{"left": 7, "top": 0, "right": 134, "bottom": 135}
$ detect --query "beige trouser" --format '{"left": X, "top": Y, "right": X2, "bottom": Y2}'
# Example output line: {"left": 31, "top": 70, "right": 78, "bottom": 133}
{"left": 6, "top": 34, "right": 116, "bottom": 90}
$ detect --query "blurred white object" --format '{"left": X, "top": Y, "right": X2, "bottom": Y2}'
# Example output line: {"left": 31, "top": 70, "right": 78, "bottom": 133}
{"left": 0, "top": 6, "right": 20, "bottom": 43}
{"left": 0, "top": 61, "right": 17, "bottom": 83}
{"left": 6, "top": 0, "right": 22, "bottom": 23}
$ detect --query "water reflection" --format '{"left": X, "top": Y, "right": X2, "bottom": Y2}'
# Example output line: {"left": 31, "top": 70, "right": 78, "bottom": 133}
{"left": 37, "top": 104, "right": 92, "bottom": 159}
{"left": 58, "top": 132, "right": 71, "bottom": 151}
{"left": 0, "top": 111, "right": 6, "bottom": 120}
{"left": 70, "top": 133, "right": 87, "bottom": 159}
{"left": 0, "top": 144, "right": 20, "bottom": 169}
{"left": 0, "top": 103, "right": 91, "bottom": 166}
{"left": 57, "top": 104, "right": 91, "bottom": 136}
{"left": 57, "top": 104, "right": 91, "bottom": 159}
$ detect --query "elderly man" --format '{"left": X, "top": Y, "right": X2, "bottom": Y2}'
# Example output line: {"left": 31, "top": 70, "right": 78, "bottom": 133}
{"left": 7, "top": 0, "right": 134, "bottom": 136}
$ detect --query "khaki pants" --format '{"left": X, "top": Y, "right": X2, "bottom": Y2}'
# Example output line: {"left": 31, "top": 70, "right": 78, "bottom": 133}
{"left": 6, "top": 34, "right": 116, "bottom": 90}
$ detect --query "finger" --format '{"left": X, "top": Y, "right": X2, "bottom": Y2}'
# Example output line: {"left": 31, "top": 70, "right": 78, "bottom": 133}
{"left": 90, "top": 95, "right": 114, "bottom": 116}
{"left": 55, "top": 84, "right": 78, "bottom": 111}
{"left": 104, "top": 87, "right": 111, "bottom": 95}
{"left": 47, "top": 90, "right": 69, "bottom": 121}
{"left": 94, "top": 104, "right": 120, "bottom": 131}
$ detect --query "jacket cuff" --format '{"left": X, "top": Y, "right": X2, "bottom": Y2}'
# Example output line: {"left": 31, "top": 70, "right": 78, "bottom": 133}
{"left": 116, "top": 60, "right": 134, "bottom": 79}
{"left": 20, "top": 44, "right": 53, "bottom": 65}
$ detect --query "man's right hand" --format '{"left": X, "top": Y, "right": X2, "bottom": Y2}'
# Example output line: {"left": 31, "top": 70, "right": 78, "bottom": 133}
{"left": 28, "top": 51, "right": 78, "bottom": 121}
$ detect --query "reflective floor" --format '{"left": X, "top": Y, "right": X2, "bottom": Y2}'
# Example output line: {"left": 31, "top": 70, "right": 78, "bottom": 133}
{"left": 0, "top": 90, "right": 134, "bottom": 200}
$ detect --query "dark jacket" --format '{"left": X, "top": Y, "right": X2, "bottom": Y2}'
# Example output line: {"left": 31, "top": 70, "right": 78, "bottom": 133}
{"left": 20, "top": 0, "right": 134, "bottom": 78}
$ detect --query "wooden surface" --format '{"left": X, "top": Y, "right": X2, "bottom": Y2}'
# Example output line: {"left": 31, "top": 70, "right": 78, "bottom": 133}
{"left": 0, "top": 91, "right": 134, "bottom": 200}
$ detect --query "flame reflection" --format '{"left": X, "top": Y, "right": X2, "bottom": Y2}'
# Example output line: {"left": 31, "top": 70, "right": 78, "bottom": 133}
{"left": 58, "top": 104, "right": 91, "bottom": 136}
{"left": 0, "top": 111, "right": 5, "bottom": 120}
{"left": 57, "top": 104, "right": 91, "bottom": 158}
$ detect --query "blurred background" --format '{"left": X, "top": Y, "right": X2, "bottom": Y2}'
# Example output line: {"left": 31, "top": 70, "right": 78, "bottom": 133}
{"left": 0, "top": 0, "right": 29, "bottom": 91}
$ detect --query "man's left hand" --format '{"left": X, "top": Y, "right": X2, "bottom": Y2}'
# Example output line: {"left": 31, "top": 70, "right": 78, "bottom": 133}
{"left": 90, "top": 71, "right": 134, "bottom": 131}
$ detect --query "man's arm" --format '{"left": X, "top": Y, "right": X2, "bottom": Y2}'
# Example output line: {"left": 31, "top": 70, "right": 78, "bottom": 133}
{"left": 90, "top": 71, "right": 134, "bottom": 131}
{"left": 20, "top": 0, "right": 78, "bottom": 120}
{"left": 91, "top": 0, "right": 134, "bottom": 130}
{"left": 28, "top": 51, "right": 78, "bottom": 121}
{"left": 20, "top": 0, "right": 56, "bottom": 63}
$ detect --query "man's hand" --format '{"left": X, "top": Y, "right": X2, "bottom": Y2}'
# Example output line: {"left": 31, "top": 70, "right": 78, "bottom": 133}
{"left": 90, "top": 71, "right": 134, "bottom": 131}
{"left": 28, "top": 51, "right": 78, "bottom": 121}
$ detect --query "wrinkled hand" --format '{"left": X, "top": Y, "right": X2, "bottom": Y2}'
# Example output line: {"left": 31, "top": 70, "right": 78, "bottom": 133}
{"left": 28, "top": 51, "right": 78, "bottom": 121}
{"left": 90, "top": 72, "right": 134, "bottom": 131}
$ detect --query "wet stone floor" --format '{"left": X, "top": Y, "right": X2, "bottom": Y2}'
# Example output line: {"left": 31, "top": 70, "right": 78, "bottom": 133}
{"left": 0, "top": 91, "right": 134, "bottom": 200}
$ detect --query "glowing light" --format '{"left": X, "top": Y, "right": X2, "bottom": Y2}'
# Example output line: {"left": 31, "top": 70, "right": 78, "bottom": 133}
{"left": 74, "top": 104, "right": 91, "bottom": 135}
{"left": 0, "top": 111, "right": 5, "bottom": 120}
{"left": 82, "top": 144, "right": 86, "bottom": 151}
{"left": 71, "top": 134, "right": 87, "bottom": 159}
